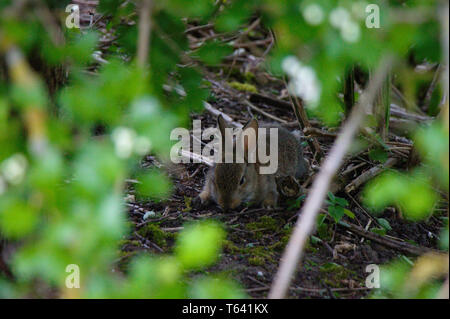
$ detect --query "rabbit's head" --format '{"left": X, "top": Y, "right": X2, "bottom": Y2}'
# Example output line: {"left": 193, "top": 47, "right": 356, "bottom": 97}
{"left": 212, "top": 116, "right": 260, "bottom": 211}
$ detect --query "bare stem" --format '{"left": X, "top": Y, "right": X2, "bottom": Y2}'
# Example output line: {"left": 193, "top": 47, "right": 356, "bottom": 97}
{"left": 137, "top": 0, "right": 152, "bottom": 68}
{"left": 268, "top": 55, "right": 394, "bottom": 299}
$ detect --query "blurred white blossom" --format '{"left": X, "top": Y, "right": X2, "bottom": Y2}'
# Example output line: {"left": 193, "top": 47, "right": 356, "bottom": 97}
{"left": 329, "top": 6, "right": 361, "bottom": 43}
{"left": 112, "top": 127, "right": 152, "bottom": 158}
{"left": 282, "top": 56, "right": 321, "bottom": 108}
{"left": 131, "top": 96, "right": 161, "bottom": 118}
{"left": 232, "top": 48, "right": 246, "bottom": 56}
{"left": 1, "top": 153, "right": 28, "bottom": 185}
{"left": 329, "top": 7, "right": 350, "bottom": 28}
{"left": 112, "top": 127, "right": 137, "bottom": 159}
{"left": 341, "top": 19, "right": 361, "bottom": 43}
{"left": 302, "top": 3, "right": 325, "bottom": 25}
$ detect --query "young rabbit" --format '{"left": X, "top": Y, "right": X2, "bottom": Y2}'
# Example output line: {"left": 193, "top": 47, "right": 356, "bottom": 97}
{"left": 197, "top": 115, "right": 308, "bottom": 211}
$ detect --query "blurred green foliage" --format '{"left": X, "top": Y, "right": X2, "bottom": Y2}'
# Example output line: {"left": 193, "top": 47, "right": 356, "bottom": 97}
{"left": 0, "top": 0, "right": 240, "bottom": 298}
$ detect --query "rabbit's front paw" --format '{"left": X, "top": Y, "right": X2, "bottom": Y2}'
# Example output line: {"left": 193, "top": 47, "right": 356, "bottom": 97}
{"left": 192, "top": 196, "right": 202, "bottom": 209}
{"left": 193, "top": 190, "right": 212, "bottom": 209}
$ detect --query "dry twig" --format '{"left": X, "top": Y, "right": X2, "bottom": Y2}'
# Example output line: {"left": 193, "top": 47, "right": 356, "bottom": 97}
{"left": 269, "top": 56, "right": 394, "bottom": 299}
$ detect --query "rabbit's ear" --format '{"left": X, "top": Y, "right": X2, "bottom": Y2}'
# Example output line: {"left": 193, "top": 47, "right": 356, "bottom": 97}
{"left": 217, "top": 115, "right": 233, "bottom": 160}
{"left": 217, "top": 115, "right": 228, "bottom": 139}
{"left": 242, "top": 119, "right": 259, "bottom": 159}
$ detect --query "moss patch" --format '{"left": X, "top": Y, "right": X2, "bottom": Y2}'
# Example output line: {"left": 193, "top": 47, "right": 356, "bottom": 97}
{"left": 319, "top": 262, "right": 356, "bottom": 288}
{"left": 246, "top": 216, "right": 279, "bottom": 232}
{"left": 118, "top": 239, "right": 140, "bottom": 248}
{"left": 248, "top": 256, "right": 265, "bottom": 266}
{"left": 246, "top": 246, "right": 275, "bottom": 266}
{"left": 244, "top": 71, "right": 256, "bottom": 83}
{"left": 137, "top": 223, "right": 175, "bottom": 248}
{"left": 228, "top": 81, "right": 258, "bottom": 93}
{"left": 222, "top": 239, "right": 240, "bottom": 254}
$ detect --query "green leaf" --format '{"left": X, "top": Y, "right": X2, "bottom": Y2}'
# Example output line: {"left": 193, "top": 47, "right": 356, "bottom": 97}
{"left": 343, "top": 209, "right": 355, "bottom": 219}
{"left": 377, "top": 218, "right": 392, "bottom": 231}
{"left": 328, "top": 205, "right": 345, "bottom": 223}
{"left": 328, "top": 192, "right": 336, "bottom": 202}
{"left": 189, "top": 276, "right": 246, "bottom": 299}
{"left": 215, "top": 0, "right": 251, "bottom": 32}
{"left": 363, "top": 170, "right": 437, "bottom": 220}
{"left": 175, "top": 221, "right": 225, "bottom": 270}
{"left": 371, "top": 227, "right": 387, "bottom": 236}
{"left": 136, "top": 169, "right": 172, "bottom": 200}
{"left": 334, "top": 197, "right": 349, "bottom": 207}
{"left": 369, "top": 147, "right": 388, "bottom": 163}
{"left": 0, "top": 199, "right": 38, "bottom": 239}
{"left": 317, "top": 213, "right": 327, "bottom": 227}
{"left": 194, "top": 41, "right": 233, "bottom": 66}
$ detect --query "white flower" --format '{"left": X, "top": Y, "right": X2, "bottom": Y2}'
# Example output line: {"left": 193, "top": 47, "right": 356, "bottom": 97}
{"left": 232, "top": 48, "right": 246, "bottom": 56}
{"left": 340, "top": 19, "right": 361, "bottom": 43}
{"left": 131, "top": 96, "right": 161, "bottom": 118}
{"left": 281, "top": 56, "right": 302, "bottom": 78}
{"left": 282, "top": 56, "right": 321, "bottom": 108}
{"left": 302, "top": 3, "right": 325, "bottom": 26}
{"left": 1, "top": 153, "right": 28, "bottom": 185}
{"left": 112, "top": 127, "right": 136, "bottom": 159}
{"left": 329, "top": 6, "right": 361, "bottom": 43}
{"left": 329, "top": 7, "right": 350, "bottom": 29}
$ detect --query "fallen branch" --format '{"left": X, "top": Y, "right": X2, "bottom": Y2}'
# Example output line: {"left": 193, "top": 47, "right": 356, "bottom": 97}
{"left": 249, "top": 92, "right": 292, "bottom": 110}
{"left": 390, "top": 103, "right": 433, "bottom": 122}
{"left": 345, "top": 157, "right": 398, "bottom": 193}
{"left": 243, "top": 100, "right": 288, "bottom": 124}
{"left": 203, "top": 101, "right": 242, "bottom": 127}
{"left": 303, "top": 127, "right": 338, "bottom": 138}
{"left": 423, "top": 64, "right": 442, "bottom": 112}
{"left": 338, "top": 221, "right": 439, "bottom": 256}
{"left": 268, "top": 56, "right": 394, "bottom": 299}
{"left": 179, "top": 149, "right": 213, "bottom": 167}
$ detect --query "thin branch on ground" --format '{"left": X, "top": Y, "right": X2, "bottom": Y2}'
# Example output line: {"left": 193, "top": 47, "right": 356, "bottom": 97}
{"left": 345, "top": 157, "right": 398, "bottom": 193}
{"left": 203, "top": 101, "right": 243, "bottom": 127}
{"left": 338, "top": 221, "right": 440, "bottom": 256}
{"left": 243, "top": 100, "right": 288, "bottom": 124}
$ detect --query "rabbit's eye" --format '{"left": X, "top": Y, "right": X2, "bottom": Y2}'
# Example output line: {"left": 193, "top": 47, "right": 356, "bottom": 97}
{"left": 239, "top": 176, "right": 246, "bottom": 185}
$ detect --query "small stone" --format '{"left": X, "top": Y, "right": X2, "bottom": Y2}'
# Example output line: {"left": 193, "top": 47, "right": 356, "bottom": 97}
{"left": 124, "top": 194, "right": 135, "bottom": 203}
{"left": 143, "top": 211, "right": 156, "bottom": 220}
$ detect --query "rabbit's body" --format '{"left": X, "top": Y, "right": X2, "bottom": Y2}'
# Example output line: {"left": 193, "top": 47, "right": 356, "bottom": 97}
{"left": 198, "top": 116, "right": 309, "bottom": 211}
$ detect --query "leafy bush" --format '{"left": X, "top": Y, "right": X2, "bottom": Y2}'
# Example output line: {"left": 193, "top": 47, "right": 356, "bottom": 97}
{"left": 0, "top": 0, "right": 448, "bottom": 298}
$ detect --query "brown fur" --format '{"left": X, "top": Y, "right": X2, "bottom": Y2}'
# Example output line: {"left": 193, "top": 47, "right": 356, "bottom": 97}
{"left": 198, "top": 116, "right": 309, "bottom": 211}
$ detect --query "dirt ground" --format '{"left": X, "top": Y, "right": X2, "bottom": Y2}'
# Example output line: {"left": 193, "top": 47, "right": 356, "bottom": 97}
{"left": 100, "top": 15, "right": 447, "bottom": 299}
{"left": 118, "top": 71, "right": 444, "bottom": 299}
